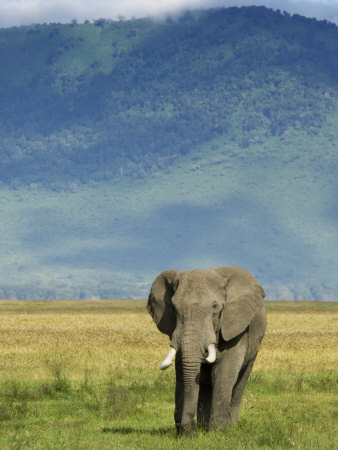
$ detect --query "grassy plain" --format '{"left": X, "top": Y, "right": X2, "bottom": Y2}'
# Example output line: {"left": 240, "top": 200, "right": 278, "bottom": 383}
{"left": 0, "top": 300, "right": 336, "bottom": 449}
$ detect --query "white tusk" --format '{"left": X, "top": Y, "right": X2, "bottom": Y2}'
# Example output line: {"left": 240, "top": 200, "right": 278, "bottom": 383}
{"left": 160, "top": 347, "right": 176, "bottom": 370}
{"left": 205, "top": 344, "right": 216, "bottom": 364}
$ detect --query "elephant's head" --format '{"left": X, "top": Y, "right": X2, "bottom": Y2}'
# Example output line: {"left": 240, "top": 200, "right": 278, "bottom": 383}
{"left": 147, "top": 267, "right": 265, "bottom": 431}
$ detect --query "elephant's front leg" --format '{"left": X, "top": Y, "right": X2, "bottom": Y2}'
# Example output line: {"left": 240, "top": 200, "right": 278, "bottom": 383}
{"left": 174, "top": 353, "right": 184, "bottom": 433}
{"left": 209, "top": 340, "right": 246, "bottom": 430}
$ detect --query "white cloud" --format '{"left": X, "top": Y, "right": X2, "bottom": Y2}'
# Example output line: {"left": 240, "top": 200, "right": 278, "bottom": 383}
{"left": 1, "top": 0, "right": 338, "bottom": 28}
{"left": 0, "top": 0, "right": 198, "bottom": 27}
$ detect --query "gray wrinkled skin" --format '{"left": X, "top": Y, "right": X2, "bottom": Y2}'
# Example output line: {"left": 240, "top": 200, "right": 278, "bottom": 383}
{"left": 147, "top": 267, "right": 267, "bottom": 435}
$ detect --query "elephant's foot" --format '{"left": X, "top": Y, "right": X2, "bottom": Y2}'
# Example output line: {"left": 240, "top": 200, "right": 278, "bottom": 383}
{"left": 176, "top": 422, "right": 196, "bottom": 436}
{"left": 229, "top": 402, "right": 241, "bottom": 423}
{"left": 208, "top": 416, "right": 229, "bottom": 432}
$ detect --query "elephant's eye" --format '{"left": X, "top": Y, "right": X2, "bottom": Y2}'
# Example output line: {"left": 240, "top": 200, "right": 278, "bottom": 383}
{"left": 212, "top": 302, "right": 218, "bottom": 311}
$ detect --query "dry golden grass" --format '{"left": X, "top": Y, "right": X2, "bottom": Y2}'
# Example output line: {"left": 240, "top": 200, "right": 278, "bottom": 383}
{"left": 256, "top": 311, "right": 338, "bottom": 373}
{"left": 0, "top": 300, "right": 336, "bottom": 381}
{"left": 0, "top": 301, "right": 165, "bottom": 382}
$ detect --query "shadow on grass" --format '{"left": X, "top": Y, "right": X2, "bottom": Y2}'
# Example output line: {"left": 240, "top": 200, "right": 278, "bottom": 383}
{"left": 102, "top": 426, "right": 174, "bottom": 436}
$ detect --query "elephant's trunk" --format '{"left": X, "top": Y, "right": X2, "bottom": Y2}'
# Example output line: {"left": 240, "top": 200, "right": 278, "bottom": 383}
{"left": 179, "top": 323, "right": 204, "bottom": 432}
{"left": 180, "top": 357, "right": 201, "bottom": 432}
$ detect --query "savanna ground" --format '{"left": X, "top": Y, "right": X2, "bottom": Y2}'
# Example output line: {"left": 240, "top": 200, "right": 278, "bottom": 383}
{"left": 0, "top": 300, "right": 336, "bottom": 449}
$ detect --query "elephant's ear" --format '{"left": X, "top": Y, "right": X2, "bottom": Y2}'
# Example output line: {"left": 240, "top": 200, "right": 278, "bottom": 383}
{"left": 215, "top": 267, "right": 266, "bottom": 341}
{"left": 147, "top": 270, "right": 177, "bottom": 337}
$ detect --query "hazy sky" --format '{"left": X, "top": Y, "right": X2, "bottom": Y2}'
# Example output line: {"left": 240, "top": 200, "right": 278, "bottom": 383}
{"left": 1, "top": 0, "right": 338, "bottom": 28}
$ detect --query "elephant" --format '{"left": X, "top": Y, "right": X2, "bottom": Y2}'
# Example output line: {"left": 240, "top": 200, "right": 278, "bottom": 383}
{"left": 147, "top": 266, "right": 266, "bottom": 435}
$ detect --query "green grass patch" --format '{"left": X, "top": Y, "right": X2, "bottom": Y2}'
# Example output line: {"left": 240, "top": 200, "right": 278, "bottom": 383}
{"left": 0, "top": 370, "right": 336, "bottom": 449}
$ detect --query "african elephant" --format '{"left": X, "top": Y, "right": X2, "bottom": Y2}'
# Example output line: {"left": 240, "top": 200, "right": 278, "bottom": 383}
{"left": 147, "top": 266, "right": 266, "bottom": 435}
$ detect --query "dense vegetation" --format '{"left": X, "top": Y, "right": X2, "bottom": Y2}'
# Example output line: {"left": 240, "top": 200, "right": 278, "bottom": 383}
{"left": 1, "top": 7, "right": 338, "bottom": 188}
{"left": 0, "top": 301, "right": 336, "bottom": 448}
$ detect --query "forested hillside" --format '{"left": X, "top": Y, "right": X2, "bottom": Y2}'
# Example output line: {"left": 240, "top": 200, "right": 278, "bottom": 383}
{"left": 0, "top": 7, "right": 337, "bottom": 299}
{"left": 1, "top": 7, "right": 338, "bottom": 188}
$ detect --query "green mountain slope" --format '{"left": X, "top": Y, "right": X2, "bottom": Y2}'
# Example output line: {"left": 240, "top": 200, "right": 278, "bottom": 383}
{"left": 0, "top": 7, "right": 337, "bottom": 299}
{"left": 1, "top": 7, "right": 338, "bottom": 187}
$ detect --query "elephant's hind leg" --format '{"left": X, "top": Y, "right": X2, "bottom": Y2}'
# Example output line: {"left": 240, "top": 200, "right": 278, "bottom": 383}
{"left": 229, "top": 357, "right": 256, "bottom": 422}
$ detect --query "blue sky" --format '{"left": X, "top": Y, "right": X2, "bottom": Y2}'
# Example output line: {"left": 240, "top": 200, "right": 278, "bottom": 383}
{"left": 1, "top": 0, "right": 338, "bottom": 27}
